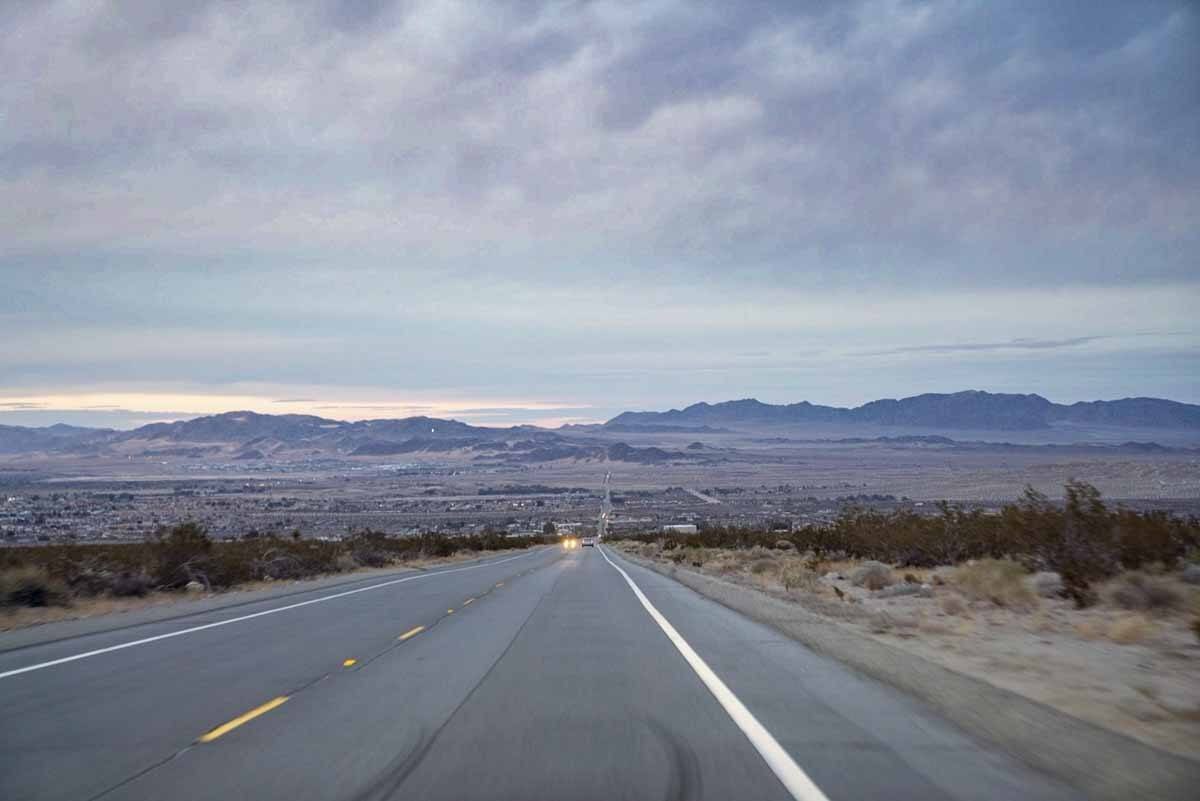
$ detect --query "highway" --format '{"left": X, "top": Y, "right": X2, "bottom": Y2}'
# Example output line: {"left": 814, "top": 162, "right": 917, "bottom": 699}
{"left": 0, "top": 545, "right": 1081, "bottom": 801}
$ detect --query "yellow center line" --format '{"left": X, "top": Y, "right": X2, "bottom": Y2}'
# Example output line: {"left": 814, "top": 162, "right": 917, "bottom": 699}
{"left": 198, "top": 696, "right": 288, "bottom": 743}
{"left": 463, "top": 597, "right": 474, "bottom": 606}
{"left": 343, "top": 658, "right": 357, "bottom": 667}
{"left": 398, "top": 625, "right": 425, "bottom": 641}
{"left": 447, "top": 608, "right": 454, "bottom": 614}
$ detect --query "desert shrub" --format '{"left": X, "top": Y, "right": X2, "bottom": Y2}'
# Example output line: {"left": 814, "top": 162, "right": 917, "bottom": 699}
{"left": 954, "top": 559, "right": 1037, "bottom": 610}
{"left": 1, "top": 567, "right": 69, "bottom": 608}
{"left": 748, "top": 557, "right": 776, "bottom": 575}
{"left": 153, "top": 522, "right": 214, "bottom": 588}
{"left": 254, "top": 551, "right": 308, "bottom": 580}
{"left": 780, "top": 563, "right": 818, "bottom": 592}
{"left": 1105, "top": 572, "right": 1182, "bottom": 613}
{"left": 1114, "top": 509, "right": 1190, "bottom": 570}
{"left": 1005, "top": 482, "right": 1116, "bottom": 607}
{"left": 110, "top": 571, "right": 154, "bottom": 597}
{"left": 850, "top": 561, "right": 893, "bottom": 590}
{"left": 774, "top": 539, "right": 796, "bottom": 551}
{"left": 67, "top": 567, "right": 116, "bottom": 597}
{"left": 351, "top": 548, "right": 392, "bottom": 568}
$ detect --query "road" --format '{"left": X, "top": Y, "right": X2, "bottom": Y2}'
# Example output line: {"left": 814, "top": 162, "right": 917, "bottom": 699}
{"left": 0, "top": 545, "right": 1081, "bottom": 801}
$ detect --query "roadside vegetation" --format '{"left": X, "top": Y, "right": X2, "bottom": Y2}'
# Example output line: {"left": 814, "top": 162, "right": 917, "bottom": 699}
{"left": 1, "top": 524, "right": 544, "bottom": 613}
{"left": 612, "top": 481, "right": 1200, "bottom": 757}
{"left": 618, "top": 481, "right": 1200, "bottom": 610}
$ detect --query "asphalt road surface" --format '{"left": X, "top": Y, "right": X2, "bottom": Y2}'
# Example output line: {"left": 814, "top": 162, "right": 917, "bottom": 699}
{"left": 0, "top": 545, "right": 1082, "bottom": 801}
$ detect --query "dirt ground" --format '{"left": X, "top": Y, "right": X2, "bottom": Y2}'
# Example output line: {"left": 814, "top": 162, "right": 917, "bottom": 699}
{"left": 615, "top": 541, "right": 1200, "bottom": 760}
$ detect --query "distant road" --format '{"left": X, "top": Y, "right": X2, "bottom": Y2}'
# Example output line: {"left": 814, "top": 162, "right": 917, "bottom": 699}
{"left": 0, "top": 547, "right": 1079, "bottom": 800}
{"left": 685, "top": 487, "right": 722, "bottom": 504}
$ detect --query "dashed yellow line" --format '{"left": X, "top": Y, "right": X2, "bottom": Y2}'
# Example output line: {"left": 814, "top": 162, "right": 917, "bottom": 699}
{"left": 447, "top": 608, "right": 454, "bottom": 614}
{"left": 342, "top": 658, "right": 357, "bottom": 668}
{"left": 463, "top": 597, "right": 475, "bottom": 606}
{"left": 495, "top": 582, "right": 504, "bottom": 587}
{"left": 198, "top": 696, "right": 288, "bottom": 743}
{"left": 398, "top": 625, "right": 425, "bottom": 641}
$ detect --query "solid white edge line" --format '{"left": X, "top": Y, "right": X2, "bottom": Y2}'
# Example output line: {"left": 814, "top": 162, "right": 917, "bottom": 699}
{"left": 599, "top": 545, "right": 831, "bottom": 801}
{"left": 0, "top": 549, "right": 543, "bottom": 680}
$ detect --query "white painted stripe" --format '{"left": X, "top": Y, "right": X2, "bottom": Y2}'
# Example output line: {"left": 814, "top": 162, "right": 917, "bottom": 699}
{"left": 599, "top": 546, "right": 830, "bottom": 801}
{"left": 0, "top": 549, "right": 542, "bottom": 680}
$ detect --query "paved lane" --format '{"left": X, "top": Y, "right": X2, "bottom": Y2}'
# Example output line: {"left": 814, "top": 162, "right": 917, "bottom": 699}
{"left": 0, "top": 545, "right": 1081, "bottom": 801}
{"left": 0, "top": 548, "right": 560, "bottom": 801}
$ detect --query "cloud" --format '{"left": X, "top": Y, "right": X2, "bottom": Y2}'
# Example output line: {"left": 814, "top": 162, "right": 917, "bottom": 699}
{"left": 0, "top": 1, "right": 1197, "bottom": 416}
{"left": 870, "top": 336, "right": 1106, "bottom": 355}
{"left": 0, "top": 0, "right": 1195, "bottom": 281}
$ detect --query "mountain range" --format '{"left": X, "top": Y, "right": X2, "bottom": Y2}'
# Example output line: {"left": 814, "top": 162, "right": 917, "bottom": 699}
{"left": 0, "top": 412, "right": 700, "bottom": 465}
{"left": 605, "top": 391, "right": 1200, "bottom": 431}
{"left": 0, "top": 391, "right": 1197, "bottom": 460}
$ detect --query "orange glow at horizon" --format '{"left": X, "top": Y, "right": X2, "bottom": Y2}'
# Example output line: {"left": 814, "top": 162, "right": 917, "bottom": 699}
{"left": 0, "top": 392, "right": 601, "bottom": 427}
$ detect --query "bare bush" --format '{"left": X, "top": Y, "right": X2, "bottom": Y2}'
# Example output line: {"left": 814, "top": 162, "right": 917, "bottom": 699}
{"left": 153, "top": 522, "right": 213, "bottom": 589}
{"left": 1, "top": 567, "right": 69, "bottom": 608}
{"left": 780, "top": 563, "right": 818, "bottom": 592}
{"left": 110, "top": 572, "right": 153, "bottom": 597}
{"left": 1105, "top": 572, "right": 1182, "bottom": 613}
{"left": 954, "top": 559, "right": 1037, "bottom": 610}
{"left": 744, "top": 557, "right": 773, "bottom": 575}
{"left": 850, "top": 561, "right": 894, "bottom": 590}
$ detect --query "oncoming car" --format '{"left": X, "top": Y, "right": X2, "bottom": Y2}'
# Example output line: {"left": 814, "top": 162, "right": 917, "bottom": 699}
{"left": 581, "top": 536, "right": 598, "bottom": 547}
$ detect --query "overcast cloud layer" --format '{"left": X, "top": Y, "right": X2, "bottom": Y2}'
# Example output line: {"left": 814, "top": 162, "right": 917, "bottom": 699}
{"left": 2, "top": 0, "right": 1197, "bottom": 427}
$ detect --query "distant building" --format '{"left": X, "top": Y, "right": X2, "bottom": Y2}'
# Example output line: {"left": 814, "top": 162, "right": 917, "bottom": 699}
{"left": 662, "top": 524, "right": 698, "bottom": 534}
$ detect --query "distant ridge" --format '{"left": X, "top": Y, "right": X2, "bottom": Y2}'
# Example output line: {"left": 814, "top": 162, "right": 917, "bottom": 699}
{"left": 606, "top": 391, "right": 1200, "bottom": 431}
{"left": 0, "top": 411, "right": 711, "bottom": 465}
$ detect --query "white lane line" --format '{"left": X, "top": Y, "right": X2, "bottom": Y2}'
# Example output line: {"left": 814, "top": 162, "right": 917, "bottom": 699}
{"left": 0, "top": 550, "right": 543, "bottom": 681}
{"left": 599, "top": 546, "right": 830, "bottom": 801}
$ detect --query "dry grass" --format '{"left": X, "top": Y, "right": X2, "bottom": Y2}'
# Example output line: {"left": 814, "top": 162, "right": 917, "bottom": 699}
{"left": 1107, "top": 614, "right": 1157, "bottom": 644}
{"left": 954, "top": 559, "right": 1038, "bottom": 611}
{"left": 779, "top": 562, "right": 820, "bottom": 593}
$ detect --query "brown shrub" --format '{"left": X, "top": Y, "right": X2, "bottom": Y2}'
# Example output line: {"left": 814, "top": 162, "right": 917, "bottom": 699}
{"left": 850, "top": 561, "right": 894, "bottom": 590}
{"left": 1105, "top": 572, "right": 1182, "bottom": 614}
{"left": 954, "top": 559, "right": 1038, "bottom": 610}
{"left": 780, "top": 563, "right": 819, "bottom": 592}
{"left": 749, "top": 557, "right": 777, "bottom": 575}
{"left": 1, "top": 567, "right": 70, "bottom": 608}
{"left": 110, "top": 572, "right": 154, "bottom": 597}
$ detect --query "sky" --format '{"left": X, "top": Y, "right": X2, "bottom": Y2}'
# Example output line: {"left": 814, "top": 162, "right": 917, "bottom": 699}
{"left": 1, "top": 0, "right": 1197, "bottom": 429}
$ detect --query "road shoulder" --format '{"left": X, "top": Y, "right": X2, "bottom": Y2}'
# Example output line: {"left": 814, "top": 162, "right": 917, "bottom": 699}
{"left": 613, "top": 548, "right": 1200, "bottom": 801}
